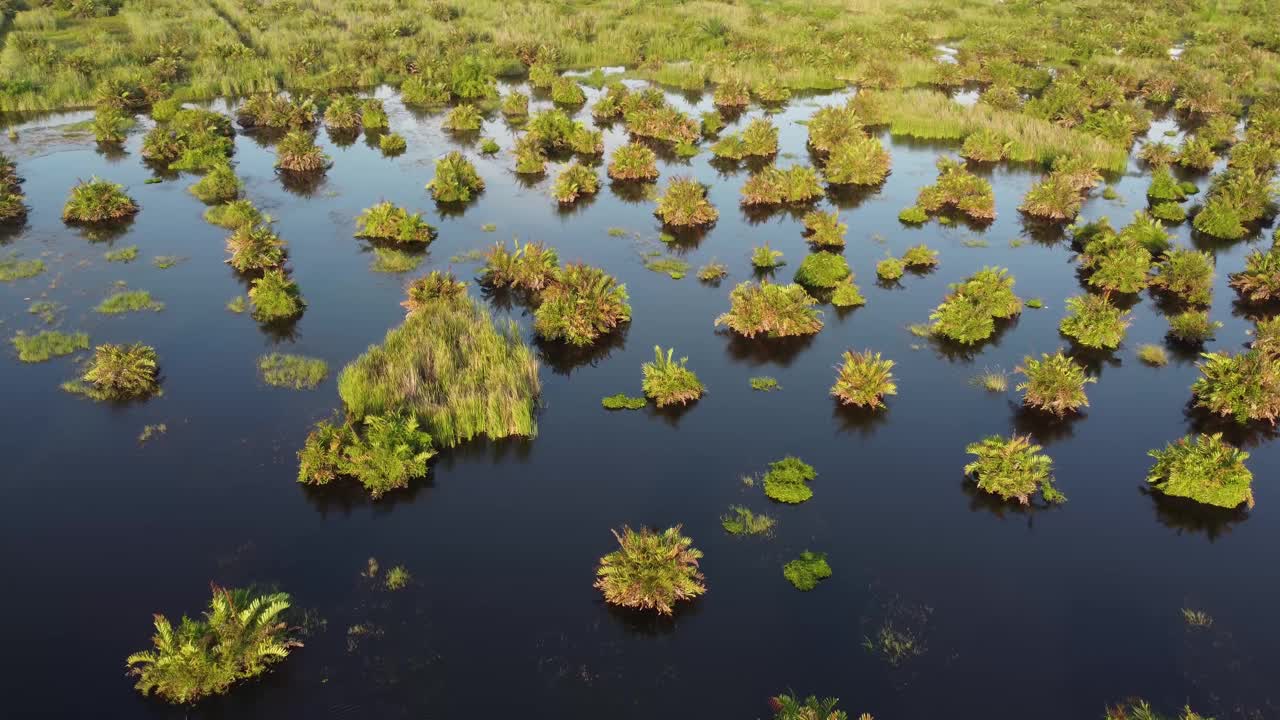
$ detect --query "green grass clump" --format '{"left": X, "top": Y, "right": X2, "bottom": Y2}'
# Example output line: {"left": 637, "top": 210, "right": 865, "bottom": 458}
{"left": 385, "top": 566, "right": 412, "bottom": 591}
{"left": 323, "top": 95, "right": 362, "bottom": 130}
{"left": 902, "top": 244, "right": 939, "bottom": 269}
{"left": 534, "top": 263, "right": 631, "bottom": 346}
{"left": 479, "top": 138, "right": 499, "bottom": 155}
{"left": 823, "top": 135, "right": 891, "bottom": 185}
{"left": 142, "top": 109, "right": 234, "bottom": 171}
{"left": 92, "top": 107, "right": 133, "bottom": 145}
{"left": 750, "top": 376, "right": 781, "bottom": 392}
{"left": 929, "top": 267, "right": 1021, "bottom": 344}
{"left": 715, "top": 281, "right": 822, "bottom": 339}
{"left": 916, "top": 157, "right": 995, "bottom": 221}
{"left": 64, "top": 343, "right": 160, "bottom": 401}
{"left": 126, "top": 586, "right": 298, "bottom": 705}
{"left": 1149, "top": 249, "right": 1214, "bottom": 306}
{"left": 1139, "top": 141, "right": 1177, "bottom": 167}
{"left": 1150, "top": 201, "right": 1187, "bottom": 223}
{"left": 807, "top": 101, "right": 862, "bottom": 153}
{"left": 831, "top": 281, "right": 867, "bottom": 308}
{"left": 1138, "top": 344, "right": 1169, "bottom": 366}
{"left": 275, "top": 130, "right": 329, "bottom": 173}
{"left": 402, "top": 271, "right": 467, "bottom": 314}
{"left": 258, "top": 353, "right": 328, "bottom": 390}
{"left": 189, "top": 164, "right": 242, "bottom": 204}
{"left": 443, "top": 104, "right": 484, "bottom": 131}
{"left": 831, "top": 350, "right": 896, "bottom": 409}
{"left": 62, "top": 177, "right": 138, "bottom": 223}
{"left": 1192, "top": 349, "right": 1280, "bottom": 425}
{"left": 11, "top": 330, "right": 89, "bottom": 362}
{"left": 1229, "top": 245, "right": 1280, "bottom": 303}
{"left": 1147, "top": 433, "right": 1254, "bottom": 509}
{"left": 550, "top": 77, "right": 585, "bottom": 106}
{"left": 1168, "top": 310, "right": 1221, "bottom": 345}
{"left": 379, "top": 133, "right": 407, "bottom": 156}
{"left": 794, "top": 252, "right": 851, "bottom": 289}
{"left": 721, "top": 506, "right": 776, "bottom": 535}
{"left": 877, "top": 257, "right": 905, "bottom": 281}
{"left": 338, "top": 294, "right": 541, "bottom": 447}
{"left": 801, "top": 211, "right": 846, "bottom": 249}
{"left": 608, "top": 143, "right": 659, "bottom": 182}
{"left": 361, "top": 99, "right": 389, "bottom": 130}
{"left": 710, "top": 118, "right": 778, "bottom": 159}
{"left": 249, "top": 270, "right": 305, "bottom": 322}
{"left": 1019, "top": 173, "right": 1084, "bottom": 221}
{"left": 964, "top": 434, "right": 1064, "bottom": 505}
{"left": 751, "top": 244, "right": 784, "bottom": 270}
{"left": 1146, "top": 166, "right": 1188, "bottom": 202}
{"left": 95, "top": 290, "right": 164, "bottom": 315}
{"left": 763, "top": 456, "right": 817, "bottom": 504}
{"left": 501, "top": 91, "right": 529, "bottom": 118}
{"left": 1059, "top": 294, "right": 1131, "bottom": 349}
{"left": 238, "top": 95, "right": 316, "bottom": 130}
{"left": 655, "top": 178, "right": 717, "bottom": 227}
{"left": 713, "top": 77, "right": 750, "bottom": 109}
{"left": 105, "top": 246, "right": 139, "bottom": 263}
{"left": 697, "top": 262, "right": 729, "bottom": 283}
{"left": 427, "top": 151, "right": 484, "bottom": 202}
{"left": 783, "top": 551, "right": 832, "bottom": 591}
{"left": 641, "top": 346, "right": 704, "bottom": 407}
{"left": 602, "top": 394, "right": 646, "bottom": 410}
{"left": 553, "top": 162, "right": 600, "bottom": 204}
{"left": 594, "top": 526, "right": 705, "bottom": 615}
{"left": 1176, "top": 137, "right": 1217, "bottom": 170}
{"left": 961, "top": 129, "right": 1010, "bottom": 162}
{"left": 898, "top": 206, "right": 928, "bottom": 224}
{"left": 741, "top": 165, "right": 823, "bottom": 206}
{"left": 480, "top": 241, "right": 560, "bottom": 292}
{"left": 205, "top": 200, "right": 265, "bottom": 230}
{"left": 354, "top": 202, "right": 435, "bottom": 244}
{"left": 1015, "top": 351, "right": 1095, "bottom": 416}
{"left": 973, "top": 369, "right": 1009, "bottom": 392}
{"left": 225, "top": 224, "right": 286, "bottom": 272}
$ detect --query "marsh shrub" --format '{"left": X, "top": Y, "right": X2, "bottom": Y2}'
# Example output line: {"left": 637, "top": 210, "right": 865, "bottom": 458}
{"left": 1120, "top": 212, "right": 1173, "bottom": 254}
{"left": 1138, "top": 141, "right": 1176, "bottom": 167}
{"left": 1020, "top": 174, "right": 1083, "bottom": 221}
{"left": 831, "top": 281, "right": 867, "bottom": 308}
{"left": 534, "top": 263, "right": 630, "bottom": 346}
{"left": 877, "top": 258, "right": 905, "bottom": 281}
{"left": 337, "top": 412, "right": 436, "bottom": 498}
{"left": 480, "top": 241, "right": 560, "bottom": 292}
{"left": 713, "top": 77, "right": 750, "bottom": 109}
{"left": 802, "top": 211, "right": 846, "bottom": 249}
{"left": 741, "top": 165, "right": 823, "bottom": 205}
{"left": 249, "top": 269, "right": 305, "bottom": 322}
{"left": 443, "top": 104, "right": 484, "bottom": 131}
{"left": 1147, "top": 434, "right": 1254, "bottom": 509}
{"left": 354, "top": 202, "right": 435, "bottom": 244}
{"left": 1060, "top": 294, "right": 1131, "bottom": 349}
{"left": 794, "top": 252, "right": 851, "bottom": 289}
{"left": 338, "top": 294, "right": 541, "bottom": 447}
{"left": 641, "top": 346, "right": 704, "bottom": 406}
{"left": 964, "top": 434, "right": 1064, "bottom": 505}
{"left": 763, "top": 456, "right": 817, "bottom": 504}
{"left": 594, "top": 526, "right": 705, "bottom": 615}
{"left": 751, "top": 244, "right": 784, "bottom": 269}
{"left": 450, "top": 55, "right": 496, "bottom": 100}
{"left": 92, "top": 106, "right": 132, "bottom": 144}
{"left": 1192, "top": 197, "right": 1247, "bottom": 240}
{"left": 205, "top": 200, "right": 265, "bottom": 230}
{"left": 1192, "top": 349, "right": 1280, "bottom": 425}
{"left": 961, "top": 129, "right": 1009, "bottom": 162}
{"left": 1150, "top": 201, "right": 1187, "bottom": 223}
{"left": 783, "top": 551, "right": 832, "bottom": 591}
{"left": 62, "top": 177, "right": 138, "bottom": 223}
{"left": 402, "top": 271, "right": 467, "bottom": 314}
{"left": 189, "top": 164, "right": 242, "bottom": 204}
{"left": 1229, "top": 245, "right": 1280, "bottom": 303}
{"left": 323, "top": 95, "right": 361, "bottom": 130}
{"left": 1168, "top": 310, "right": 1221, "bottom": 344}
{"left": 929, "top": 267, "right": 1022, "bottom": 344}
{"left": 550, "top": 76, "right": 585, "bottom": 106}
{"left": 67, "top": 343, "right": 160, "bottom": 401}
{"left": 711, "top": 118, "right": 777, "bottom": 159}
{"left": 1146, "top": 166, "right": 1188, "bottom": 202}
{"left": 917, "top": 157, "right": 995, "bottom": 221}
{"left": 1015, "top": 351, "right": 1095, "bottom": 416}
{"left": 360, "top": 99, "right": 388, "bottom": 130}
{"left": 823, "top": 135, "right": 891, "bottom": 185}
{"left": 552, "top": 162, "right": 600, "bottom": 204}
{"left": 379, "top": 133, "right": 407, "bottom": 156}
{"left": 400, "top": 76, "right": 450, "bottom": 107}
{"left": 1149, "top": 249, "right": 1214, "bottom": 306}
{"left": 608, "top": 142, "right": 659, "bottom": 181}
{"left": 513, "top": 134, "right": 547, "bottom": 174}
{"left": 237, "top": 94, "right": 316, "bottom": 129}
{"left": 831, "top": 350, "right": 896, "bottom": 409}
{"left": 0, "top": 155, "right": 25, "bottom": 223}
{"left": 623, "top": 103, "right": 700, "bottom": 146}
{"left": 501, "top": 90, "right": 529, "bottom": 117}
{"left": 126, "top": 587, "right": 299, "bottom": 705}
{"left": 1087, "top": 243, "right": 1152, "bottom": 294}
{"left": 902, "top": 244, "right": 939, "bottom": 268}
{"left": 807, "top": 101, "right": 862, "bottom": 153}
{"left": 1176, "top": 137, "right": 1217, "bottom": 170}
{"left": 655, "top": 177, "right": 717, "bottom": 227}
{"left": 275, "top": 131, "right": 329, "bottom": 173}
{"left": 714, "top": 281, "right": 823, "bottom": 338}
{"left": 427, "top": 151, "right": 484, "bottom": 202}
{"left": 225, "top": 224, "right": 286, "bottom": 272}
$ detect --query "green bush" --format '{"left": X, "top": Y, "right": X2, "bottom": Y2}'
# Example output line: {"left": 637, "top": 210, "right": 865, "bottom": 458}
{"left": 274, "top": 130, "right": 329, "bottom": 173}
{"left": 1168, "top": 310, "right": 1221, "bottom": 344}
{"left": 479, "top": 137, "right": 499, "bottom": 155}
{"left": 877, "top": 257, "right": 905, "bottom": 281}
{"left": 480, "top": 241, "right": 560, "bottom": 292}
{"left": 533, "top": 263, "right": 631, "bottom": 346}
{"left": 751, "top": 244, "right": 784, "bottom": 269}
{"left": 602, "top": 394, "right": 646, "bottom": 410}
{"left": 713, "top": 77, "right": 750, "bottom": 108}
{"left": 401, "top": 76, "right": 450, "bottom": 106}
{"left": 1191, "top": 349, "right": 1280, "bottom": 425}
{"left": 763, "top": 456, "right": 817, "bottom": 504}
{"left": 65, "top": 343, "right": 160, "bottom": 401}
{"left": 1149, "top": 249, "right": 1214, "bottom": 306}
{"left": 189, "top": 164, "right": 242, "bottom": 204}
{"left": 714, "top": 281, "right": 823, "bottom": 338}
{"left": 831, "top": 350, "right": 896, "bottom": 409}
{"left": 354, "top": 202, "right": 435, "bottom": 244}
{"left": 549, "top": 76, "right": 585, "bottom": 106}
{"left": 126, "top": 587, "right": 298, "bottom": 704}
{"left": 1020, "top": 174, "right": 1083, "bottom": 221}
{"left": 750, "top": 376, "right": 781, "bottom": 392}
{"left": 801, "top": 211, "right": 846, "bottom": 249}
{"left": 361, "top": 99, "right": 389, "bottom": 130}
{"left": 1176, "top": 137, "right": 1217, "bottom": 170}
{"left": 960, "top": 129, "right": 1009, "bottom": 162}
{"left": 1146, "top": 166, "right": 1187, "bottom": 202}
{"left": 249, "top": 269, "right": 305, "bottom": 321}
{"left": 794, "top": 252, "right": 851, "bottom": 289}
{"left": 237, "top": 94, "right": 316, "bottom": 129}
{"left": 916, "top": 157, "right": 995, "bottom": 221}
{"left": 783, "top": 551, "right": 832, "bottom": 591}
{"left": 323, "top": 94, "right": 362, "bottom": 130}
{"left": 831, "top": 281, "right": 867, "bottom": 307}
{"left": 427, "top": 151, "right": 484, "bottom": 202}
{"left": 258, "top": 353, "right": 328, "bottom": 390}
{"left": 450, "top": 55, "right": 496, "bottom": 100}
{"left": 655, "top": 178, "right": 717, "bottom": 227}
{"left": 641, "top": 346, "right": 704, "bottom": 407}
{"left": 338, "top": 412, "right": 436, "bottom": 498}
{"left": 902, "top": 244, "right": 939, "bottom": 268}
{"left": 93, "top": 106, "right": 133, "bottom": 144}
{"left": 1086, "top": 243, "right": 1152, "bottom": 294}
{"left": 807, "top": 101, "right": 862, "bottom": 153}
{"left": 1150, "top": 201, "right": 1187, "bottom": 222}
{"left": 1015, "top": 351, "right": 1095, "bottom": 416}
{"left": 594, "top": 526, "right": 705, "bottom": 615}
{"left": 607, "top": 143, "right": 659, "bottom": 181}
{"left": 500, "top": 91, "right": 529, "bottom": 117}
{"left": 1147, "top": 433, "right": 1253, "bottom": 509}
{"left": 823, "top": 135, "right": 891, "bottom": 185}
{"left": 379, "top": 133, "right": 407, "bottom": 156}
{"left": 1192, "top": 198, "right": 1246, "bottom": 240}
{"left": 1059, "top": 294, "right": 1131, "bottom": 349}
{"left": 62, "top": 177, "right": 138, "bottom": 223}
{"left": 552, "top": 162, "right": 600, "bottom": 204}
{"left": 513, "top": 134, "right": 547, "bottom": 175}
{"left": 11, "top": 330, "right": 89, "bottom": 363}
{"left": 225, "top": 224, "right": 286, "bottom": 272}
{"left": 337, "top": 294, "right": 541, "bottom": 447}
{"left": 964, "top": 434, "right": 1064, "bottom": 505}
{"left": 929, "top": 267, "right": 1021, "bottom": 344}
{"left": 142, "top": 109, "right": 234, "bottom": 171}
{"left": 443, "top": 103, "right": 484, "bottom": 131}
{"left": 697, "top": 261, "right": 729, "bottom": 283}
{"left": 741, "top": 165, "right": 823, "bottom": 205}
{"left": 1230, "top": 245, "right": 1280, "bottom": 303}
{"left": 402, "top": 271, "right": 467, "bottom": 314}
{"left": 770, "top": 694, "right": 851, "bottom": 720}
{"left": 204, "top": 199, "right": 264, "bottom": 229}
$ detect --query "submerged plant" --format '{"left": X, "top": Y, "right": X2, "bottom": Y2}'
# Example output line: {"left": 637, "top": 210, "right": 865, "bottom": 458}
{"left": 594, "top": 526, "right": 706, "bottom": 615}
{"left": 1059, "top": 294, "right": 1131, "bottom": 349}
{"left": 831, "top": 350, "right": 896, "bottom": 409}
{"left": 721, "top": 506, "right": 776, "bottom": 535}
{"left": 763, "top": 456, "right": 817, "bottom": 504}
{"left": 126, "top": 586, "right": 299, "bottom": 705}
{"left": 794, "top": 252, "right": 851, "bottom": 289}
{"left": 750, "top": 376, "right": 781, "bottom": 392}
{"left": 427, "top": 151, "right": 484, "bottom": 202}
{"left": 11, "top": 330, "right": 89, "bottom": 363}
{"left": 697, "top": 262, "right": 729, "bottom": 283}
{"left": 641, "top": 346, "right": 704, "bottom": 407}
{"left": 715, "top": 281, "right": 822, "bottom": 339}
{"left": 62, "top": 177, "right": 138, "bottom": 223}
{"left": 783, "top": 551, "right": 832, "bottom": 591}
{"left": 602, "top": 394, "right": 646, "bottom": 410}
{"left": 258, "top": 353, "right": 328, "bottom": 390}
{"left": 1015, "top": 351, "right": 1095, "bottom": 416}
{"left": 1147, "top": 434, "right": 1253, "bottom": 509}
{"left": 655, "top": 178, "right": 717, "bottom": 227}
{"left": 354, "top": 202, "right": 435, "bottom": 244}
{"left": 249, "top": 270, "right": 305, "bottom": 322}
{"left": 65, "top": 343, "right": 160, "bottom": 401}
{"left": 964, "top": 434, "right": 1064, "bottom": 505}
{"left": 608, "top": 143, "right": 659, "bottom": 181}
{"left": 534, "top": 263, "right": 631, "bottom": 346}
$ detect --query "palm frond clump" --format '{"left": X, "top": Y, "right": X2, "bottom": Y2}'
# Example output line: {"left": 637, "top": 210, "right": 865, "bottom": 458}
{"left": 533, "top": 263, "right": 631, "bottom": 346}
{"left": 594, "top": 526, "right": 705, "bottom": 615}
{"left": 928, "top": 267, "right": 1021, "bottom": 344}
{"left": 62, "top": 177, "right": 138, "bottom": 223}
{"left": 402, "top": 271, "right": 467, "bottom": 314}
{"left": 794, "top": 252, "right": 852, "bottom": 289}
{"left": 1015, "top": 351, "right": 1095, "bottom": 416}
{"left": 1229, "top": 245, "right": 1280, "bottom": 303}
{"left": 479, "top": 241, "right": 560, "bottom": 293}
{"left": 741, "top": 165, "right": 823, "bottom": 206}
{"left": 783, "top": 551, "right": 832, "bottom": 591}
{"left": 715, "top": 281, "right": 823, "bottom": 339}
{"left": 641, "top": 345, "right": 704, "bottom": 407}
{"left": 443, "top": 104, "right": 484, "bottom": 132}
{"left": 354, "top": 202, "right": 435, "bottom": 244}
{"left": 1191, "top": 349, "right": 1280, "bottom": 425}
{"left": 427, "top": 151, "right": 484, "bottom": 203}
{"left": 65, "top": 343, "right": 160, "bottom": 401}
{"left": 323, "top": 95, "right": 362, "bottom": 130}
{"left": 964, "top": 434, "right": 1064, "bottom": 505}
{"left": 607, "top": 143, "right": 659, "bottom": 181}
{"left": 831, "top": 350, "right": 896, "bottom": 409}
{"left": 225, "top": 224, "right": 286, "bottom": 272}
{"left": 274, "top": 130, "right": 329, "bottom": 173}
{"left": 916, "top": 157, "right": 995, "bottom": 221}
{"left": 655, "top": 178, "right": 717, "bottom": 227}
{"left": 1149, "top": 249, "right": 1214, "bottom": 306}
{"left": 249, "top": 269, "right": 305, "bottom": 322}
{"left": 1059, "top": 294, "right": 1131, "bottom": 349}
{"left": 763, "top": 456, "right": 817, "bottom": 504}
{"left": 552, "top": 162, "right": 600, "bottom": 204}
{"left": 1147, "top": 433, "right": 1253, "bottom": 509}
{"left": 823, "top": 135, "right": 891, "bottom": 186}
{"left": 802, "top": 211, "right": 847, "bottom": 249}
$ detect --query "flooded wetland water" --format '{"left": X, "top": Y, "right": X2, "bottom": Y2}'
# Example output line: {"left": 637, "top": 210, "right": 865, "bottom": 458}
{"left": 1, "top": 81, "right": 1278, "bottom": 719}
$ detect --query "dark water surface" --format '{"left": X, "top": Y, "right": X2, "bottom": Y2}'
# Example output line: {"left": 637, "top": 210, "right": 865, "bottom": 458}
{"left": 1, "top": 81, "right": 1277, "bottom": 719}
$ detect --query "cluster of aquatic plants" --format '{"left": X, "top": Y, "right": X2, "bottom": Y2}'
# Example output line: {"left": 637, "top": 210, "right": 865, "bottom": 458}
{"left": 427, "top": 151, "right": 484, "bottom": 202}
{"left": 961, "top": 129, "right": 1010, "bottom": 162}
{"left": 721, "top": 506, "right": 775, "bottom": 535}
{"left": 401, "top": 271, "right": 467, "bottom": 314}
{"left": 552, "top": 162, "right": 600, "bottom": 204}
{"left": 237, "top": 94, "right": 316, "bottom": 130}
{"left": 831, "top": 350, "right": 896, "bottom": 409}
{"left": 594, "top": 526, "right": 705, "bottom": 615}
{"left": 783, "top": 551, "right": 832, "bottom": 591}
{"left": 876, "top": 257, "right": 905, "bottom": 281}
{"left": 902, "top": 244, "right": 939, "bottom": 269}
{"left": 623, "top": 100, "right": 699, "bottom": 147}
{"left": 1228, "top": 244, "right": 1280, "bottom": 303}
{"left": 443, "top": 104, "right": 484, "bottom": 132}
{"left": 63, "top": 343, "right": 160, "bottom": 401}
{"left": 807, "top": 101, "right": 862, "bottom": 153}
{"left": 142, "top": 109, "right": 235, "bottom": 171}
{"left": 380, "top": 133, "right": 407, "bottom": 156}
{"left": 641, "top": 346, "right": 704, "bottom": 407}
{"left": 769, "top": 694, "right": 852, "bottom": 720}
{"left": 11, "top": 330, "right": 89, "bottom": 363}
{"left": 915, "top": 157, "right": 996, "bottom": 221}
{"left": 607, "top": 143, "right": 659, "bottom": 182}
{"left": 550, "top": 76, "right": 585, "bottom": 106}
{"left": 697, "top": 261, "right": 729, "bottom": 283}
{"left": 801, "top": 211, "right": 846, "bottom": 249}
{"left": 0, "top": 153, "right": 26, "bottom": 223}
{"left": 1149, "top": 249, "right": 1214, "bottom": 306}
{"left": 96, "top": 290, "right": 164, "bottom": 315}
{"left": 258, "top": 353, "right": 328, "bottom": 390}
{"left": 601, "top": 394, "right": 646, "bottom": 411}
{"left": 225, "top": 224, "right": 286, "bottom": 272}
{"left": 741, "top": 165, "right": 823, "bottom": 206}
{"left": 714, "top": 281, "right": 823, "bottom": 339}
{"left": 964, "top": 434, "right": 1064, "bottom": 505}
{"left": 1015, "top": 351, "right": 1095, "bottom": 416}
{"left": 298, "top": 412, "right": 436, "bottom": 498}
{"left": 1168, "top": 310, "right": 1221, "bottom": 345}
{"left": 126, "top": 587, "right": 299, "bottom": 705}
{"left": 751, "top": 245, "right": 784, "bottom": 270}
{"left": 62, "top": 178, "right": 138, "bottom": 223}
{"left": 928, "top": 267, "right": 1021, "bottom": 344}
{"left": 1147, "top": 434, "right": 1253, "bottom": 509}
{"left": 274, "top": 130, "right": 329, "bottom": 173}
{"left": 502, "top": 91, "right": 530, "bottom": 118}
{"left": 823, "top": 135, "right": 891, "bottom": 186}
{"left": 794, "top": 252, "right": 851, "bottom": 289}
{"left": 655, "top": 178, "right": 717, "bottom": 227}
{"left": 1146, "top": 166, "right": 1194, "bottom": 202}
{"left": 831, "top": 281, "right": 867, "bottom": 308}
{"left": 189, "top": 164, "right": 242, "bottom": 204}
{"left": 249, "top": 270, "right": 305, "bottom": 322}
{"left": 525, "top": 109, "right": 602, "bottom": 157}
{"left": 710, "top": 118, "right": 778, "bottom": 160}
{"left": 1191, "top": 348, "right": 1280, "bottom": 425}
{"left": 354, "top": 202, "right": 435, "bottom": 244}
{"left": 1060, "top": 294, "right": 1131, "bottom": 349}
{"left": 480, "top": 241, "right": 560, "bottom": 293}
{"left": 713, "top": 77, "right": 750, "bottom": 109}
{"left": 763, "top": 456, "right": 817, "bottom": 504}
{"left": 205, "top": 199, "right": 265, "bottom": 230}
{"left": 533, "top": 263, "right": 631, "bottom": 346}
{"left": 1019, "top": 156, "right": 1100, "bottom": 221}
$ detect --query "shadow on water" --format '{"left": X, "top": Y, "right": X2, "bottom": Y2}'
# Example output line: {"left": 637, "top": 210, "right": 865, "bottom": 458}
{"left": 720, "top": 330, "right": 818, "bottom": 368}
{"left": 1142, "top": 488, "right": 1249, "bottom": 541}
{"left": 536, "top": 324, "right": 629, "bottom": 376}
{"left": 1008, "top": 402, "right": 1084, "bottom": 447}
{"left": 277, "top": 169, "right": 329, "bottom": 198}
{"left": 959, "top": 475, "right": 1061, "bottom": 524}
{"left": 832, "top": 401, "right": 891, "bottom": 438}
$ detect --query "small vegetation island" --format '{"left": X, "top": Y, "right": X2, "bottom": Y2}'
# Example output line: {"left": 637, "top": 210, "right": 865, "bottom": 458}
{"left": 5, "top": 0, "right": 1280, "bottom": 714}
